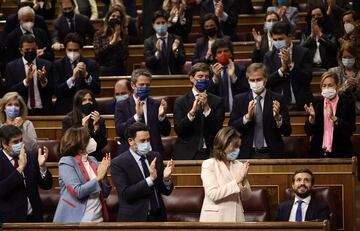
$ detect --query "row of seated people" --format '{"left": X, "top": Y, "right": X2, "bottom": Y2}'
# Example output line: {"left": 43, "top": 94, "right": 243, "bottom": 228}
{"left": 0, "top": 1, "right": 359, "bottom": 78}
{"left": 0, "top": 122, "right": 338, "bottom": 231}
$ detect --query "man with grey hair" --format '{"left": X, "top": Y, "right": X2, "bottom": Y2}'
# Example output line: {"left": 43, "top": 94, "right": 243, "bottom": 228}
{"left": 229, "top": 62, "right": 291, "bottom": 159}
{"left": 114, "top": 68, "right": 171, "bottom": 157}
{"left": 6, "top": 6, "right": 53, "bottom": 62}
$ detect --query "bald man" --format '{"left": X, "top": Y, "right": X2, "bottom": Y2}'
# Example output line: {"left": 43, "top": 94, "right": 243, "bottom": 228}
{"left": 6, "top": 6, "right": 53, "bottom": 62}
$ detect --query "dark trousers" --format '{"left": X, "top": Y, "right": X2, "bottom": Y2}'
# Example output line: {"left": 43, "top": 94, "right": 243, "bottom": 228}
{"left": 250, "top": 147, "right": 270, "bottom": 159}
{"left": 146, "top": 209, "right": 163, "bottom": 222}
{"left": 193, "top": 148, "right": 210, "bottom": 160}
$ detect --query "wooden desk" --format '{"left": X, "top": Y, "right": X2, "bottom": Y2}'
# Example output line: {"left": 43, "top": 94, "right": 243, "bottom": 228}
{"left": 2, "top": 221, "right": 329, "bottom": 231}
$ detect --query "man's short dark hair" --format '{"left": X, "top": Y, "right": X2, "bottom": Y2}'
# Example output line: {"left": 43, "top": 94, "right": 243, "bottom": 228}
{"left": 0, "top": 124, "right": 22, "bottom": 147}
{"left": 64, "top": 32, "right": 83, "bottom": 48}
{"left": 19, "top": 34, "right": 36, "bottom": 48}
{"left": 131, "top": 68, "right": 152, "bottom": 85}
{"left": 200, "top": 13, "right": 220, "bottom": 33}
{"left": 292, "top": 168, "right": 315, "bottom": 185}
{"left": 125, "top": 122, "right": 150, "bottom": 140}
{"left": 211, "top": 38, "right": 234, "bottom": 57}
{"left": 152, "top": 10, "right": 169, "bottom": 23}
{"left": 342, "top": 10, "right": 360, "bottom": 21}
{"left": 188, "top": 62, "right": 212, "bottom": 78}
{"left": 271, "top": 21, "right": 292, "bottom": 36}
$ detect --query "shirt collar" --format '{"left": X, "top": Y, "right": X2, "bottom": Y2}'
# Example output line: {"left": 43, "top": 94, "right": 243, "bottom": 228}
{"left": 252, "top": 89, "right": 266, "bottom": 99}
{"left": 156, "top": 33, "right": 168, "bottom": 39}
{"left": 132, "top": 94, "right": 147, "bottom": 104}
{"left": 20, "top": 26, "right": 33, "bottom": 35}
{"left": 129, "top": 147, "right": 142, "bottom": 162}
{"left": 294, "top": 194, "right": 311, "bottom": 205}
{"left": 22, "top": 57, "right": 36, "bottom": 66}
{"left": 2, "top": 149, "right": 14, "bottom": 162}
{"left": 192, "top": 87, "right": 202, "bottom": 97}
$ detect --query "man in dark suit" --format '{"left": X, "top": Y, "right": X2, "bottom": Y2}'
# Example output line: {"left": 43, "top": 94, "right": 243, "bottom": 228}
{"left": 6, "top": 6, "right": 53, "bottom": 62}
{"left": 264, "top": 21, "right": 313, "bottom": 110}
{"left": 115, "top": 69, "right": 171, "bottom": 156}
{"left": 208, "top": 38, "right": 249, "bottom": 112}
{"left": 173, "top": 63, "right": 225, "bottom": 160}
{"left": 110, "top": 122, "right": 174, "bottom": 222}
{"left": 276, "top": 168, "right": 330, "bottom": 222}
{"left": 51, "top": 0, "right": 95, "bottom": 50}
{"left": 252, "top": 11, "right": 280, "bottom": 63}
{"left": 144, "top": 10, "right": 186, "bottom": 75}
{"left": 4, "top": 11, "right": 48, "bottom": 36}
{"left": 229, "top": 63, "right": 291, "bottom": 159}
{"left": 0, "top": 125, "right": 53, "bottom": 222}
{"left": 200, "top": 0, "right": 240, "bottom": 39}
{"left": 5, "top": 35, "right": 53, "bottom": 115}
{"left": 52, "top": 33, "right": 100, "bottom": 115}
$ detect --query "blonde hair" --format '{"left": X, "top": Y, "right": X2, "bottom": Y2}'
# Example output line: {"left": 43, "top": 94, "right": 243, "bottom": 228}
{"left": 0, "top": 92, "right": 28, "bottom": 122}
{"left": 320, "top": 72, "right": 339, "bottom": 88}
{"left": 163, "top": 0, "right": 187, "bottom": 11}
{"left": 211, "top": 127, "right": 241, "bottom": 162}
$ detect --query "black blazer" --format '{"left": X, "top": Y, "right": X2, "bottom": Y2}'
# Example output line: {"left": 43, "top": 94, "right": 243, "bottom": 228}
{"left": 6, "top": 27, "right": 53, "bottom": 62}
{"left": 276, "top": 198, "right": 330, "bottom": 221}
{"left": 173, "top": 91, "right": 225, "bottom": 160}
{"left": 4, "top": 13, "right": 49, "bottom": 35}
{"left": 52, "top": 55, "right": 100, "bottom": 115}
{"left": 144, "top": 33, "right": 186, "bottom": 75}
{"left": 192, "top": 35, "right": 231, "bottom": 64}
{"left": 110, "top": 150, "right": 173, "bottom": 222}
{"left": 252, "top": 34, "right": 270, "bottom": 63}
{"left": 304, "top": 95, "right": 356, "bottom": 158}
{"left": 62, "top": 114, "right": 107, "bottom": 161}
{"left": 4, "top": 57, "right": 54, "bottom": 115}
{"left": 264, "top": 44, "right": 314, "bottom": 108}
{"left": 229, "top": 90, "right": 291, "bottom": 159}
{"left": 114, "top": 96, "right": 171, "bottom": 156}
{"left": 200, "top": 0, "right": 240, "bottom": 39}
{"left": 207, "top": 63, "right": 249, "bottom": 107}
{"left": 52, "top": 14, "right": 95, "bottom": 44}
{"left": 0, "top": 150, "right": 53, "bottom": 222}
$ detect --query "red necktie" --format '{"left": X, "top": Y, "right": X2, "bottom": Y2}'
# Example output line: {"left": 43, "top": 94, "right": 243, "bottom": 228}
{"left": 13, "top": 157, "right": 19, "bottom": 168}
{"left": 27, "top": 63, "right": 35, "bottom": 108}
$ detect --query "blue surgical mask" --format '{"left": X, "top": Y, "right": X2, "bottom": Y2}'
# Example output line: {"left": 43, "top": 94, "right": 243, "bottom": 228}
{"left": 273, "top": 40, "right": 288, "bottom": 50}
{"left": 278, "top": 0, "right": 286, "bottom": 5}
{"left": 195, "top": 79, "right": 209, "bottom": 92}
{"left": 136, "top": 142, "right": 152, "bottom": 156}
{"left": 136, "top": 86, "right": 150, "bottom": 100}
{"left": 342, "top": 58, "right": 355, "bottom": 68}
{"left": 116, "top": 94, "right": 129, "bottom": 102}
{"left": 5, "top": 106, "right": 20, "bottom": 119}
{"left": 226, "top": 148, "right": 240, "bottom": 161}
{"left": 154, "top": 24, "right": 168, "bottom": 36}
{"left": 11, "top": 142, "right": 23, "bottom": 157}
{"left": 264, "top": 21, "right": 275, "bottom": 32}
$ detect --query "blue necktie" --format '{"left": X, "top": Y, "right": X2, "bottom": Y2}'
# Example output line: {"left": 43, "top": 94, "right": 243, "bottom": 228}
{"left": 295, "top": 200, "right": 303, "bottom": 222}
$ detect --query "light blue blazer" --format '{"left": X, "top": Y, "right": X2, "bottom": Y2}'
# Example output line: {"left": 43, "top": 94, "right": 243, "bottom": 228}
{"left": 53, "top": 155, "right": 111, "bottom": 222}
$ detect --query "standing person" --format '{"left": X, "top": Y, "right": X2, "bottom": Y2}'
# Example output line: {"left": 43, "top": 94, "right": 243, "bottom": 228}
{"left": 53, "top": 126, "right": 111, "bottom": 222}
{"left": 0, "top": 92, "right": 38, "bottom": 154}
{"left": 142, "top": 0, "right": 163, "bottom": 39}
{"left": 267, "top": 0, "right": 298, "bottom": 32}
{"left": 199, "top": 127, "right": 251, "bottom": 222}
{"left": 52, "top": 33, "right": 100, "bottom": 115}
{"left": 304, "top": 72, "right": 355, "bottom": 158}
{"left": 229, "top": 63, "right": 291, "bottom": 159}
{"left": 62, "top": 89, "right": 107, "bottom": 161}
{"left": 94, "top": 5, "right": 129, "bottom": 76}
{"left": 144, "top": 10, "right": 186, "bottom": 75}
{"left": 110, "top": 122, "right": 174, "bottom": 222}
{"left": 114, "top": 68, "right": 171, "bottom": 156}
{"left": 0, "top": 124, "right": 53, "bottom": 222}
{"left": 276, "top": 168, "right": 330, "bottom": 222}
{"left": 173, "top": 63, "right": 225, "bottom": 160}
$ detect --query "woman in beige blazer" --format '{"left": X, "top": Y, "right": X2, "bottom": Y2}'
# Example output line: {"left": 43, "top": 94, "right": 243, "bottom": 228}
{"left": 200, "top": 127, "right": 252, "bottom": 222}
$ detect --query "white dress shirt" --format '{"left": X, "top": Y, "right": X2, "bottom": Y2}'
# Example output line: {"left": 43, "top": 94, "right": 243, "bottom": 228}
{"left": 289, "top": 195, "right": 311, "bottom": 222}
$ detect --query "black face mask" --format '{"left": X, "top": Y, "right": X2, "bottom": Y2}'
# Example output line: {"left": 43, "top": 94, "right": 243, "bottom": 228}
{"left": 63, "top": 10, "right": 74, "bottom": 19}
{"left": 204, "top": 27, "right": 217, "bottom": 37}
{"left": 315, "top": 17, "right": 325, "bottom": 28}
{"left": 24, "top": 50, "right": 37, "bottom": 63}
{"left": 81, "top": 103, "right": 94, "bottom": 115}
{"left": 108, "top": 18, "right": 121, "bottom": 28}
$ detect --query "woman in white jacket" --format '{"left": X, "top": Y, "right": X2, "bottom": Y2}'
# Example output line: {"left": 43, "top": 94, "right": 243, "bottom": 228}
{"left": 200, "top": 127, "right": 252, "bottom": 222}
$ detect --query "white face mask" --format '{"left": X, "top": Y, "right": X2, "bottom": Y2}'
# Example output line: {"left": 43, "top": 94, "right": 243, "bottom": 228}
{"left": 86, "top": 138, "right": 97, "bottom": 154}
{"left": 344, "top": 23, "right": 355, "bottom": 34}
{"left": 321, "top": 87, "right": 337, "bottom": 99}
{"left": 136, "top": 142, "right": 152, "bottom": 156}
{"left": 66, "top": 51, "right": 80, "bottom": 62}
{"left": 21, "top": 21, "right": 34, "bottom": 32}
{"left": 249, "top": 81, "right": 265, "bottom": 94}
{"left": 115, "top": 94, "right": 129, "bottom": 102}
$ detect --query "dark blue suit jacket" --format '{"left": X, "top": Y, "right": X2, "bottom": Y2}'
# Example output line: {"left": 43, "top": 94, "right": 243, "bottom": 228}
{"left": 52, "top": 55, "right": 100, "bottom": 115}
{"left": 0, "top": 150, "right": 53, "bottom": 222}
{"left": 4, "top": 14, "right": 48, "bottom": 35}
{"left": 114, "top": 96, "right": 171, "bottom": 156}
{"left": 229, "top": 90, "right": 291, "bottom": 158}
{"left": 276, "top": 198, "right": 330, "bottom": 221}
{"left": 4, "top": 57, "right": 54, "bottom": 115}
{"left": 110, "top": 150, "right": 173, "bottom": 222}
{"left": 192, "top": 35, "right": 231, "bottom": 65}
